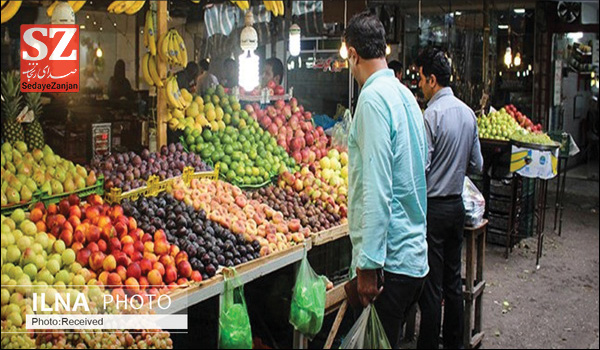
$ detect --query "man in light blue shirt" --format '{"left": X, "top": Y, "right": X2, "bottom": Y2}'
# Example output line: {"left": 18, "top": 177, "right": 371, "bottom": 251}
{"left": 345, "top": 11, "right": 429, "bottom": 348}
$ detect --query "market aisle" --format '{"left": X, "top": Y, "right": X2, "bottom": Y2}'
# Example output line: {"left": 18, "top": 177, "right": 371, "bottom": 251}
{"left": 482, "top": 177, "right": 599, "bottom": 349}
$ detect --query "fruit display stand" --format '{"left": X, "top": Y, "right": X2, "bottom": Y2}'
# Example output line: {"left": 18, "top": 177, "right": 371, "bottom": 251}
{"left": 310, "top": 223, "right": 349, "bottom": 247}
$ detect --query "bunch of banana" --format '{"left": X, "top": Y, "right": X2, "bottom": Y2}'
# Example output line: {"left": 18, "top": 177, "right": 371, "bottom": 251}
{"left": 231, "top": 1, "right": 250, "bottom": 10}
{"left": 165, "top": 76, "right": 190, "bottom": 111}
{"left": 158, "top": 29, "right": 188, "bottom": 68}
{"left": 141, "top": 53, "right": 164, "bottom": 88}
{"left": 144, "top": 10, "right": 157, "bottom": 56}
{"left": 107, "top": 0, "right": 146, "bottom": 15}
{"left": 1, "top": 0, "right": 21, "bottom": 24}
{"left": 264, "top": 1, "right": 284, "bottom": 17}
{"left": 47, "top": 1, "right": 86, "bottom": 17}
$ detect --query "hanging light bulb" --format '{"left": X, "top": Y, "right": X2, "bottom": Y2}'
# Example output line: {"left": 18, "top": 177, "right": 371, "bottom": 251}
{"left": 504, "top": 47, "right": 512, "bottom": 67}
{"left": 95, "top": 47, "right": 103, "bottom": 58}
{"left": 239, "top": 12, "right": 260, "bottom": 92}
{"left": 339, "top": 41, "right": 348, "bottom": 60}
{"left": 385, "top": 44, "right": 391, "bottom": 56}
{"left": 289, "top": 24, "right": 301, "bottom": 57}
{"left": 514, "top": 52, "right": 522, "bottom": 66}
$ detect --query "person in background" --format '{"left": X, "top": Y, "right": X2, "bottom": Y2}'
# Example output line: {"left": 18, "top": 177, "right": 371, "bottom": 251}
{"left": 416, "top": 47, "right": 483, "bottom": 350}
{"left": 388, "top": 60, "right": 403, "bottom": 82}
{"left": 196, "top": 59, "right": 219, "bottom": 95}
{"left": 108, "top": 59, "right": 134, "bottom": 101}
{"left": 261, "top": 57, "right": 284, "bottom": 87}
{"left": 176, "top": 62, "right": 199, "bottom": 94}
{"left": 345, "top": 11, "right": 429, "bottom": 349}
{"left": 221, "top": 57, "right": 238, "bottom": 89}
{"left": 83, "top": 65, "right": 102, "bottom": 92}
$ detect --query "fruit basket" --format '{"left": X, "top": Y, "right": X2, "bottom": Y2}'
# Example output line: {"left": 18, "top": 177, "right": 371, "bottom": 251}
{"left": 39, "top": 175, "right": 105, "bottom": 206}
{"left": 105, "top": 166, "right": 219, "bottom": 204}
{"left": 0, "top": 190, "right": 44, "bottom": 215}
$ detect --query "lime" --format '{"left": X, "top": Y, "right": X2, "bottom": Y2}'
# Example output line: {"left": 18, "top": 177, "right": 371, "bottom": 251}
{"left": 232, "top": 152, "right": 242, "bottom": 162}
{"left": 202, "top": 129, "right": 213, "bottom": 141}
{"left": 222, "top": 155, "right": 232, "bottom": 165}
{"left": 190, "top": 144, "right": 197, "bottom": 154}
{"left": 249, "top": 149, "right": 258, "bottom": 160}
{"left": 220, "top": 162, "right": 229, "bottom": 173}
{"left": 236, "top": 165, "right": 246, "bottom": 176}
{"left": 184, "top": 127, "right": 192, "bottom": 137}
{"left": 243, "top": 176, "right": 251, "bottom": 184}
{"left": 186, "top": 135, "right": 195, "bottom": 146}
{"left": 195, "top": 135, "right": 204, "bottom": 145}
{"left": 224, "top": 145, "right": 234, "bottom": 155}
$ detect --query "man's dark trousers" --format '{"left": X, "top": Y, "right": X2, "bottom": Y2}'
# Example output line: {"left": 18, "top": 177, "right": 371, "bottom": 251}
{"left": 418, "top": 196, "right": 465, "bottom": 349}
{"left": 374, "top": 271, "right": 425, "bottom": 349}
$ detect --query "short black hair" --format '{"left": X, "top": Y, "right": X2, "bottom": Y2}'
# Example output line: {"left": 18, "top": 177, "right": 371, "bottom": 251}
{"left": 185, "top": 62, "right": 199, "bottom": 77}
{"left": 199, "top": 59, "right": 210, "bottom": 71}
{"left": 343, "top": 11, "right": 386, "bottom": 59}
{"left": 265, "top": 57, "right": 284, "bottom": 81}
{"left": 415, "top": 47, "right": 451, "bottom": 87}
{"left": 388, "top": 60, "right": 403, "bottom": 75}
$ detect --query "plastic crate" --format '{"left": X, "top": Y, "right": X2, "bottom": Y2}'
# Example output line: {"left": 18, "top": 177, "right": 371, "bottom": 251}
{"left": 104, "top": 166, "right": 219, "bottom": 204}
{"left": 488, "top": 195, "right": 512, "bottom": 215}
{"left": 39, "top": 176, "right": 105, "bottom": 207}
{"left": 488, "top": 212, "right": 518, "bottom": 231}
{"left": 486, "top": 227, "right": 526, "bottom": 247}
{"left": 518, "top": 213, "right": 535, "bottom": 238}
{"left": 1, "top": 190, "right": 44, "bottom": 216}
{"left": 490, "top": 178, "right": 513, "bottom": 198}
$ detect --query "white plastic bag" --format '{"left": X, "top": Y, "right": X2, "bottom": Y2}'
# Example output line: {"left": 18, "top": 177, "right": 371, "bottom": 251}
{"left": 463, "top": 177, "right": 485, "bottom": 227}
{"left": 340, "top": 304, "right": 391, "bottom": 349}
{"left": 331, "top": 109, "right": 352, "bottom": 149}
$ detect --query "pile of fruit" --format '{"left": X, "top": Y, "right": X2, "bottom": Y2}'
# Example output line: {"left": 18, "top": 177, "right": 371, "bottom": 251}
{"left": 29, "top": 194, "right": 202, "bottom": 296}
{"left": 509, "top": 129, "right": 557, "bottom": 146}
{"left": 170, "top": 177, "right": 309, "bottom": 256}
{"left": 87, "top": 143, "right": 210, "bottom": 192}
{"left": 122, "top": 192, "right": 261, "bottom": 280}
{"left": 246, "top": 186, "right": 344, "bottom": 232}
{"left": 2, "top": 142, "right": 98, "bottom": 206}
{"left": 503, "top": 104, "right": 543, "bottom": 133}
{"left": 255, "top": 98, "right": 330, "bottom": 164}
{"left": 182, "top": 115, "right": 296, "bottom": 186}
{"left": 167, "top": 85, "right": 240, "bottom": 132}
{"left": 478, "top": 108, "right": 523, "bottom": 141}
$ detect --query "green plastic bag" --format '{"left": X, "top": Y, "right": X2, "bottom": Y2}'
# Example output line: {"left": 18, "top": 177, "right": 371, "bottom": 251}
{"left": 219, "top": 269, "right": 252, "bottom": 349}
{"left": 340, "top": 304, "right": 391, "bottom": 349}
{"left": 289, "top": 250, "right": 327, "bottom": 339}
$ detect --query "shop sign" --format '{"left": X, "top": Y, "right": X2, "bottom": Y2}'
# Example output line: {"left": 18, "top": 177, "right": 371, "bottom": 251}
{"left": 20, "top": 24, "right": 80, "bottom": 93}
{"left": 510, "top": 145, "right": 559, "bottom": 180}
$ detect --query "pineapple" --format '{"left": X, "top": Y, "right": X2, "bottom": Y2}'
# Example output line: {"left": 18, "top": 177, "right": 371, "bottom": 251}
{"left": 24, "top": 92, "right": 45, "bottom": 150}
{"left": 1, "top": 71, "right": 25, "bottom": 143}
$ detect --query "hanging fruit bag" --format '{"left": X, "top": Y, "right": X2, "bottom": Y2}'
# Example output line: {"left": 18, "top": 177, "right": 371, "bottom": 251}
{"left": 219, "top": 268, "right": 252, "bottom": 349}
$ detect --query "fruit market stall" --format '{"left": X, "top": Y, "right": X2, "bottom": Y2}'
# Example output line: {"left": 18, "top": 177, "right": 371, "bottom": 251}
{"left": 476, "top": 104, "right": 561, "bottom": 265}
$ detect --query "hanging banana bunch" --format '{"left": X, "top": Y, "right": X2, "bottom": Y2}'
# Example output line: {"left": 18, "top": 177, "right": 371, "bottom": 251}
{"left": 230, "top": 1, "right": 250, "bottom": 10}
{"left": 158, "top": 29, "right": 188, "bottom": 68}
{"left": 1, "top": 1, "right": 22, "bottom": 24}
{"left": 264, "top": 1, "right": 284, "bottom": 17}
{"left": 107, "top": 0, "right": 146, "bottom": 15}
{"left": 141, "top": 53, "right": 164, "bottom": 88}
{"left": 144, "top": 10, "right": 157, "bottom": 56}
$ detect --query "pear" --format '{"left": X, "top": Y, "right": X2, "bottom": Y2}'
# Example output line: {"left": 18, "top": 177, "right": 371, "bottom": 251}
{"left": 32, "top": 149, "right": 44, "bottom": 162}
{"left": 54, "top": 168, "right": 66, "bottom": 183}
{"left": 76, "top": 165, "right": 87, "bottom": 178}
{"left": 46, "top": 167, "right": 56, "bottom": 177}
{"left": 40, "top": 182, "right": 52, "bottom": 196}
{"left": 74, "top": 175, "right": 86, "bottom": 190}
{"left": 42, "top": 145, "right": 53, "bottom": 156}
{"left": 6, "top": 186, "right": 20, "bottom": 204}
{"left": 4, "top": 150, "right": 12, "bottom": 163}
{"left": 25, "top": 178, "right": 38, "bottom": 192}
{"left": 16, "top": 163, "right": 32, "bottom": 177}
{"left": 1, "top": 142, "right": 12, "bottom": 154}
{"left": 51, "top": 180, "right": 63, "bottom": 195}
{"left": 6, "top": 162, "right": 16, "bottom": 174}
{"left": 20, "top": 186, "right": 33, "bottom": 202}
{"left": 1, "top": 192, "right": 7, "bottom": 206}
{"left": 63, "top": 178, "right": 75, "bottom": 193}
{"left": 86, "top": 171, "right": 97, "bottom": 187}
{"left": 32, "top": 170, "right": 46, "bottom": 187}
{"left": 1, "top": 153, "right": 5, "bottom": 167}
{"left": 1, "top": 181, "right": 8, "bottom": 193}
{"left": 12, "top": 150, "right": 22, "bottom": 164}
{"left": 8, "top": 177, "right": 22, "bottom": 192}
{"left": 23, "top": 153, "right": 34, "bottom": 163}
{"left": 14, "top": 141, "right": 28, "bottom": 154}
{"left": 43, "top": 154, "right": 56, "bottom": 167}
{"left": 16, "top": 174, "right": 27, "bottom": 185}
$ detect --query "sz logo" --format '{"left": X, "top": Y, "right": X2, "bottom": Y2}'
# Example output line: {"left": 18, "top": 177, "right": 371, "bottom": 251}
{"left": 20, "top": 25, "right": 79, "bottom": 92}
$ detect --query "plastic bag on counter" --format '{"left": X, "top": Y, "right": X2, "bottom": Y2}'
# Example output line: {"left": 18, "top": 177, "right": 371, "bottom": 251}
{"left": 219, "top": 268, "right": 252, "bottom": 349}
{"left": 331, "top": 109, "right": 352, "bottom": 149}
{"left": 463, "top": 176, "right": 486, "bottom": 227}
{"left": 340, "top": 304, "right": 391, "bottom": 349}
{"left": 289, "top": 249, "right": 327, "bottom": 339}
